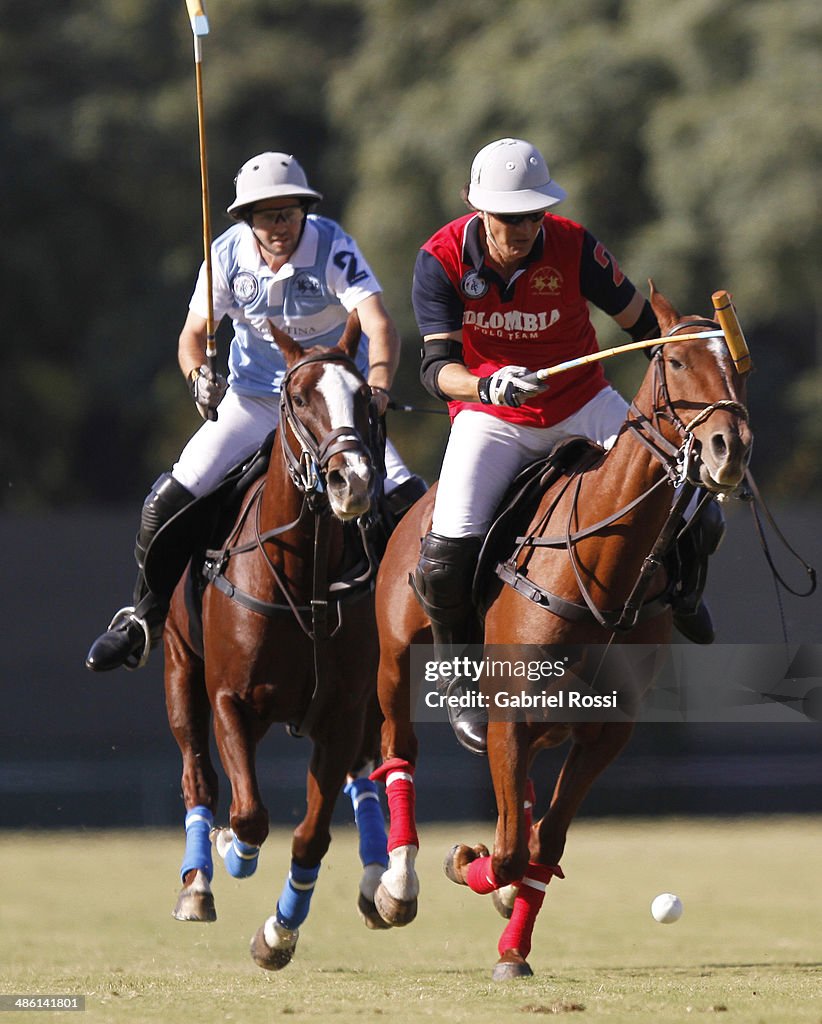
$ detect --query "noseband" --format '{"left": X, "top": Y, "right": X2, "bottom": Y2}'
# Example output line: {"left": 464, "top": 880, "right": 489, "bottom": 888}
{"left": 279, "top": 350, "right": 375, "bottom": 501}
{"left": 629, "top": 319, "right": 750, "bottom": 486}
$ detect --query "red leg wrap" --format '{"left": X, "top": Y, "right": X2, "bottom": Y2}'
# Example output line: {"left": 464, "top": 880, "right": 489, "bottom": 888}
{"left": 498, "top": 862, "right": 563, "bottom": 959}
{"left": 466, "top": 856, "right": 503, "bottom": 894}
{"left": 370, "top": 758, "right": 417, "bottom": 852}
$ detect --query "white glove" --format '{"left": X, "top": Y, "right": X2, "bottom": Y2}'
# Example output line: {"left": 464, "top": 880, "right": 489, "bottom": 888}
{"left": 477, "top": 365, "right": 547, "bottom": 408}
{"left": 189, "top": 365, "right": 227, "bottom": 419}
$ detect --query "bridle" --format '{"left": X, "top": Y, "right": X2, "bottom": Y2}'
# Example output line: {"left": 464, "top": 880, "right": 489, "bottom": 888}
{"left": 496, "top": 318, "right": 752, "bottom": 633}
{"left": 627, "top": 318, "right": 750, "bottom": 489}
{"left": 278, "top": 349, "right": 376, "bottom": 507}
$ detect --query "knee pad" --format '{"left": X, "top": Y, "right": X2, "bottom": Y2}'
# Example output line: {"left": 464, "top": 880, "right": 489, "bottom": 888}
{"left": 413, "top": 533, "right": 482, "bottom": 615}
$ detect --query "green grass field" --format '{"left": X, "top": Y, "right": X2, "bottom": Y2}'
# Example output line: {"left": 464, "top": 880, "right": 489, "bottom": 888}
{"left": 1, "top": 818, "right": 821, "bottom": 1023}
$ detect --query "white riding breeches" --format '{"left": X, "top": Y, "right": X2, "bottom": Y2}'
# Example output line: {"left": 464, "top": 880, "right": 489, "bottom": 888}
{"left": 172, "top": 388, "right": 412, "bottom": 498}
{"left": 431, "top": 386, "right": 629, "bottom": 538}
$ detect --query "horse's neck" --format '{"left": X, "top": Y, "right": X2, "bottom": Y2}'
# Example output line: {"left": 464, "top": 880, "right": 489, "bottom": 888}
{"left": 547, "top": 392, "right": 679, "bottom": 600}
{"left": 601, "top": 366, "right": 682, "bottom": 502}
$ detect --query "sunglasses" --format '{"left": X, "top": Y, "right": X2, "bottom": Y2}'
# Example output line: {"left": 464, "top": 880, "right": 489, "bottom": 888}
{"left": 491, "top": 211, "right": 546, "bottom": 225}
{"left": 252, "top": 205, "right": 305, "bottom": 225}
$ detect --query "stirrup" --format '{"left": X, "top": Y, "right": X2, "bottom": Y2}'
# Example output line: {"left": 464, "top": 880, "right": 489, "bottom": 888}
{"left": 107, "top": 606, "right": 152, "bottom": 671}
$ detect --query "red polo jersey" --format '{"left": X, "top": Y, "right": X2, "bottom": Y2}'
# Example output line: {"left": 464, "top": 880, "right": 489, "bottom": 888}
{"left": 413, "top": 212, "right": 641, "bottom": 427}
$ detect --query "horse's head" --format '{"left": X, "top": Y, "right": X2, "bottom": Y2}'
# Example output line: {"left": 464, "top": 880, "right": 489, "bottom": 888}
{"left": 642, "top": 283, "right": 753, "bottom": 494}
{"left": 272, "top": 312, "right": 376, "bottom": 520}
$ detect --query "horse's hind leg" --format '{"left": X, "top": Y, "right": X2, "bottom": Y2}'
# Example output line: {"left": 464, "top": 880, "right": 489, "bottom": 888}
{"left": 344, "top": 696, "right": 390, "bottom": 930}
{"left": 164, "top": 621, "right": 219, "bottom": 923}
{"left": 371, "top": 639, "right": 421, "bottom": 927}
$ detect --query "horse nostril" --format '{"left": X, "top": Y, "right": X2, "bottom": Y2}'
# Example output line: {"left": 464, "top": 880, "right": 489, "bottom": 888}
{"left": 326, "top": 469, "right": 346, "bottom": 491}
{"left": 711, "top": 433, "right": 728, "bottom": 460}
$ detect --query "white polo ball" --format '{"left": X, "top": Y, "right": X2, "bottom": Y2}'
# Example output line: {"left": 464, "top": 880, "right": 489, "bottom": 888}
{"left": 651, "top": 892, "right": 683, "bottom": 924}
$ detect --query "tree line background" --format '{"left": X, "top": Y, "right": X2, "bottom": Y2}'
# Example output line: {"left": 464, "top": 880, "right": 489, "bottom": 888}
{"left": 3, "top": 0, "right": 820, "bottom": 511}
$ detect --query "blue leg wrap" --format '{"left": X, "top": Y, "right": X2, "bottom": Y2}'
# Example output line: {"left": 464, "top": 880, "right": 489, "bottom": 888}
{"left": 224, "top": 835, "right": 260, "bottom": 879}
{"left": 181, "top": 805, "right": 214, "bottom": 883}
{"left": 345, "top": 777, "right": 388, "bottom": 868}
{"left": 276, "top": 861, "right": 321, "bottom": 930}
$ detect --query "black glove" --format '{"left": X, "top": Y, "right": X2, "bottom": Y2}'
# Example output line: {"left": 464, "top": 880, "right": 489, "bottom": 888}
{"left": 189, "top": 365, "right": 227, "bottom": 419}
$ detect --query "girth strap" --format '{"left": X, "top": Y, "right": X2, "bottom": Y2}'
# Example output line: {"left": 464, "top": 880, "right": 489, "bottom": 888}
{"left": 494, "top": 559, "right": 671, "bottom": 628}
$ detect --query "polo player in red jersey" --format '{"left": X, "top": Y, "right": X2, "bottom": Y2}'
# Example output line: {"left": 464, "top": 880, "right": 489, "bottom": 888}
{"left": 411, "top": 138, "right": 723, "bottom": 754}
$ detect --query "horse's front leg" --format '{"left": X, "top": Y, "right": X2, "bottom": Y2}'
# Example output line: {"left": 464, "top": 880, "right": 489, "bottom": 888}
{"left": 444, "top": 718, "right": 528, "bottom": 883}
{"left": 445, "top": 721, "right": 560, "bottom": 981}
{"left": 210, "top": 687, "right": 269, "bottom": 880}
{"left": 164, "top": 617, "right": 219, "bottom": 923}
{"left": 250, "top": 733, "right": 356, "bottom": 971}
{"left": 370, "top": 640, "right": 420, "bottom": 927}
{"left": 536, "top": 721, "right": 635, "bottom": 865}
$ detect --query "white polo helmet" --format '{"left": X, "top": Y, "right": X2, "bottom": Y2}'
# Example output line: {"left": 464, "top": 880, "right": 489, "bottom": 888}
{"left": 227, "top": 152, "right": 323, "bottom": 218}
{"left": 467, "top": 138, "right": 566, "bottom": 214}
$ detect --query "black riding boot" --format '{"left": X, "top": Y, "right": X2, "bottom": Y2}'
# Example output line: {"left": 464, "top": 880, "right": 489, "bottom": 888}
{"left": 85, "top": 473, "right": 195, "bottom": 672}
{"left": 671, "top": 496, "right": 726, "bottom": 645}
{"left": 411, "top": 532, "right": 486, "bottom": 755}
{"left": 384, "top": 475, "right": 428, "bottom": 526}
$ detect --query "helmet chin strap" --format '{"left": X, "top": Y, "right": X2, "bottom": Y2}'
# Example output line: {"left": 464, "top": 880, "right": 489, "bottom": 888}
{"left": 481, "top": 212, "right": 516, "bottom": 272}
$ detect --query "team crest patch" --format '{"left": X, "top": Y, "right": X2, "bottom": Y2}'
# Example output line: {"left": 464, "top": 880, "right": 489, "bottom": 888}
{"left": 461, "top": 270, "right": 489, "bottom": 299}
{"left": 531, "top": 266, "right": 563, "bottom": 296}
{"left": 231, "top": 271, "right": 260, "bottom": 304}
{"left": 293, "top": 272, "right": 322, "bottom": 296}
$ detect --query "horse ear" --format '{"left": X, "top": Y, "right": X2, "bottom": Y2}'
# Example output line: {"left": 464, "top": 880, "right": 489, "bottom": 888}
{"left": 268, "top": 319, "right": 304, "bottom": 367}
{"left": 648, "top": 278, "right": 682, "bottom": 333}
{"left": 337, "top": 310, "right": 362, "bottom": 359}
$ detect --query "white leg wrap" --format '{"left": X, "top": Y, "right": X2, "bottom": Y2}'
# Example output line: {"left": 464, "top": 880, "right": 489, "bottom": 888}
{"left": 359, "top": 862, "right": 384, "bottom": 902}
{"left": 379, "top": 844, "right": 419, "bottom": 903}
{"left": 211, "top": 827, "right": 234, "bottom": 861}
{"left": 263, "top": 914, "right": 299, "bottom": 952}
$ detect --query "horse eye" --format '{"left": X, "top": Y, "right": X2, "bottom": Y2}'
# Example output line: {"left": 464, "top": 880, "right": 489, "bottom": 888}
{"left": 292, "top": 392, "right": 306, "bottom": 408}
{"left": 667, "top": 356, "right": 685, "bottom": 371}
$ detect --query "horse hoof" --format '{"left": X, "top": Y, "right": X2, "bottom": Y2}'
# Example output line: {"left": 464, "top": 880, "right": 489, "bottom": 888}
{"left": 172, "top": 871, "right": 216, "bottom": 922}
{"left": 249, "top": 919, "right": 299, "bottom": 972}
{"left": 491, "top": 883, "right": 517, "bottom": 920}
{"left": 357, "top": 891, "right": 393, "bottom": 930}
{"left": 443, "top": 843, "right": 490, "bottom": 885}
{"left": 492, "top": 951, "right": 534, "bottom": 981}
{"left": 374, "top": 883, "right": 417, "bottom": 927}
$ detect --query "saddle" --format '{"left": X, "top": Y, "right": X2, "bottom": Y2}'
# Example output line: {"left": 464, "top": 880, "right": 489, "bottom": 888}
{"left": 472, "top": 436, "right": 606, "bottom": 615}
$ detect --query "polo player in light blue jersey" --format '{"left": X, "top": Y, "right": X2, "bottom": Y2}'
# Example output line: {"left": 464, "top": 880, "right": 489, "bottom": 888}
{"left": 86, "top": 151, "right": 424, "bottom": 673}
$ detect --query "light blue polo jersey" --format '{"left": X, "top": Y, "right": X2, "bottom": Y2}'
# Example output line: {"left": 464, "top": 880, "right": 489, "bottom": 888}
{"left": 189, "top": 216, "right": 380, "bottom": 396}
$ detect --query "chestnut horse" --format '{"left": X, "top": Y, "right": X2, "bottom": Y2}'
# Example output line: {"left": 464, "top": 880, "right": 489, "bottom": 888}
{"left": 163, "top": 314, "right": 389, "bottom": 970}
{"left": 370, "top": 287, "right": 753, "bottom": 978}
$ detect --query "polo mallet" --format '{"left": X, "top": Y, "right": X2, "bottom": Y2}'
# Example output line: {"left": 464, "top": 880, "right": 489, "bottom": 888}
{"left": 184, "top": 0, "right": 218, "bottom": 420}
{"left": 711, "top": 290, "right": 752, "bottom": 373}
{"left": 520, "top": 291, "right": 750, "bottom": 386}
